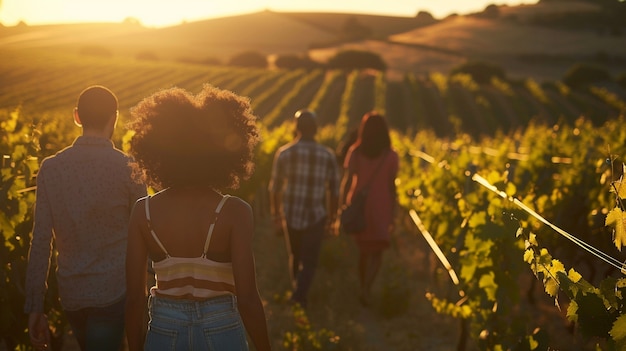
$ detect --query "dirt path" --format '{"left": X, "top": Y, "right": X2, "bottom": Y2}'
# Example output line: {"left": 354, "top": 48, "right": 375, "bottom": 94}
{"left": 357, "top": 308, "right": 398, "bottom": 351}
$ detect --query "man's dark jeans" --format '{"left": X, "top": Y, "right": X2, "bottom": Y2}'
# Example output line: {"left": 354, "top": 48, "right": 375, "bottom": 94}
{"left": 286, "top": 218, "right": 326, "bottom": 307}
{"left": 64, "top": 297, "right": 126, "bottom": 351}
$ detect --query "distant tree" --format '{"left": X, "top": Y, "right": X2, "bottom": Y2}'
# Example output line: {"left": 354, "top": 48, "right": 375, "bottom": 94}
{"left": 341, "top": 16, "right": 372, "bottom": 41}
{"left": 228, "top": 51, "right": 267, "bottom": 68}
{"left": 274, "top": 54, "right": 319, "bottom": 70}
{"left": 482, "top": 4, "right": 500, "bottom": 19}
{"left": 562, "top": 63, "right": 612, "bottom": 89}
{"left": 326, "top": 50, "right": 386, "bottom": 71}
{"left": 416, "top": 11, "right": 435, "bottom": 21}
{"left": 450, "top": 61, "right": 506, "bottom": 84}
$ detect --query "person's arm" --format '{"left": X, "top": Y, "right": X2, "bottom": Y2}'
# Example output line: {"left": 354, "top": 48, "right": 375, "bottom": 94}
{"left": 268, "top": 151, "right": 284, "bottom": 235}
{"left": 125, "top": 199, "right": 149, "bottom": 351}
{"left": 28, "top": 313, "right": 50, "bottom": 350}
{"left": 389, "top": 151, "right": 400, "bottom": 231}
{"left": 24, "top": 164, "right": 53, "bottom": 349}
{"left": 327, "top": 154, "right": 341, "bottom": 235}
{"left": 339, "top": 148, "right": 355, "bottom": 208}
{"left": 230, "top": 198, "right": 271, "bottom": 351}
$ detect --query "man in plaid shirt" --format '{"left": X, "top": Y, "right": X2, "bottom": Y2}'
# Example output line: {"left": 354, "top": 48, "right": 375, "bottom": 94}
{"left": 269, "top": 109, "right": 340, "bottom": 308}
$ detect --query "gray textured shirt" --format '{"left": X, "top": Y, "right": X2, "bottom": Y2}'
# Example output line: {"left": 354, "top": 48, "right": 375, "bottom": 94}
{"left": 24, "top": 136, "right": 146, "bottom": 313}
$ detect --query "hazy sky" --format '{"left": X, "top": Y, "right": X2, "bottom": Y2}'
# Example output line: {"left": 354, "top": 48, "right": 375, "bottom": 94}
{"left": 1, "top": 0, "right": 539, "bottom": 27}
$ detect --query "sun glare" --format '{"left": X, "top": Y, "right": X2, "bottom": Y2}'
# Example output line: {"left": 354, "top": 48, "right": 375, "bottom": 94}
{"left": 1, "top": 0, "right": 540, "bottom": 27}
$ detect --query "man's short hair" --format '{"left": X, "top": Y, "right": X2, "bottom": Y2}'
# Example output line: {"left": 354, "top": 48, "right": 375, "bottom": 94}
{"left": 295, "top": 109, "right": 317, "bottom": 136}
{"left": 76, "top": 85, "right": 118, "bottom": 130}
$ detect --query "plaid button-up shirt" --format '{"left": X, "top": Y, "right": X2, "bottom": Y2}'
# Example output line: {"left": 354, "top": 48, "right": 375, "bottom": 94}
{"left": 269, "top": 139, "right": 340, "bottom": 230}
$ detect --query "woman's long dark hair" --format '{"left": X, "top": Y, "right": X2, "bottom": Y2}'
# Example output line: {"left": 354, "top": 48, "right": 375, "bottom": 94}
{"left": 354, "top": 111, "right": 391, "bottom": 159}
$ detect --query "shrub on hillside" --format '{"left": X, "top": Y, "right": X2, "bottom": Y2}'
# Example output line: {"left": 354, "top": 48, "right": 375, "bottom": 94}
{"left": 562, "top": 63, "right": 612, "bottom": 89}
{"left": 228, "top": 51, "right": 267, "bottom": 68}
{"left": 449, "top": 61, "right": 506, "bottom": 85}
{"left": 478, "top": 4, "right": 501, "bottom": 19}
{"left": 274, "top": 54, "right": 320, "bottom": 70}
{"left": 326, "top": 50, "right": 387, "bottom": 71}
{"left": 415, "top": 11, "right": 435, "bottom": 21}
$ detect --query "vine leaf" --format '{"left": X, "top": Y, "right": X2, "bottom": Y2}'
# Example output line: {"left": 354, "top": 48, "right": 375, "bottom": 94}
{"left": 577, "top": 294, "right": 614, "bottom": 339}
{"left": 611, "top": 178, "right": 626, "bottom": 200}
{"left": 605, "top": 208, "right": 626, "bottom": 251}
{"left": 479, "top": 272, "right": 497, "bottom": 301}
{"left": 567, "top": 268, "right": 582, "bottom": 283}
{"left": 544, "top": 276, "right": 559, "bottom": 297}
{"left": 566, "top": 300, "right": 578, "bottom": 323}
{"left": 523, "top": 248, "right": 534, "bottom": 264}
{"left": 609, "top": 315, "right": 626, "bottom": 342}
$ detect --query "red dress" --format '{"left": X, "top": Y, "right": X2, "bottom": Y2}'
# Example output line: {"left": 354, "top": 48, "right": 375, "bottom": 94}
{"left": 344, "top": 147, "right": 399, "bottom": 252}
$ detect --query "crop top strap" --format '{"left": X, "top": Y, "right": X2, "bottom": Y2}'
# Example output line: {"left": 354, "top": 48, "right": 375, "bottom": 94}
{"left": 201, "top": 195, "right": 231, "bottom": 258}
{"left": 144, "top": 196, "right": 170, "bottom": 258}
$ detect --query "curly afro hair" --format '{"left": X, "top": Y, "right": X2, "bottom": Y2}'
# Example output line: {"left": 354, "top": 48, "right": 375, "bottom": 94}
{"left": 127, "top": 84, "right": 260, "bottom": 190}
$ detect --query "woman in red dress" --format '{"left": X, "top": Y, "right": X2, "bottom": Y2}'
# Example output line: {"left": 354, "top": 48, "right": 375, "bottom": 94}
{"left": 339, "top": 111, "right": 399, "bottom": 306}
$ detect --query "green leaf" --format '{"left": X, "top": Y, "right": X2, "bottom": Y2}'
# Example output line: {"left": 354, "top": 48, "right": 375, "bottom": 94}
{"left": 468, "top": 211, "right": 487, "bottom": 228}
{"left": 611, "top": 179, "right": 626, "bottom": 199}
{"left": 566, "top": 300, "right": 578, "bottom": 322}
{"left": 505, "top": 182, "right": 517, "bottom": 197}
{"left": 479, "top": 272, "right": 497, "bottom": 301}
{"left": 460, "top": 260, "right": 477, "bottom": 282}
{"left": 527, "top": 335, "right": 539, "bottom": 350}
{"left": 528, "top": 232, "right": 538, "bottom": 246}
{"left": 577, "top": 293, "right": 614, "bottom": 339}
{"left": 567, "top": 268, "right": 582, "bottom": 283}
{"left": 11, "top": 144, "right": 27, "bottom": 161}
{"left": 523, "top": 249, "right": 534, "bottom": 264}
{"left": 544, "top": 276, "right": 559, "bottom": 297}
{"left": 605, "top": 208, "right": 626, "bottom": 251}
{"left": 548, "top": 259, "right": 565, "bottom": 278}
{"left": 610, "top": 314, "right": 626, "bottom": 341}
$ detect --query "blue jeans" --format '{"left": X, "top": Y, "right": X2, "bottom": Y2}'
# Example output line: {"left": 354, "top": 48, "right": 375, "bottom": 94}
{"left": 146, "top": 294, "right": 248, "bottom": 351}
{"left": 287, "top": 217, "right": 325, "bottom": 307}
{"left": 64, "top": 297, "right": 125, "bottom": 351}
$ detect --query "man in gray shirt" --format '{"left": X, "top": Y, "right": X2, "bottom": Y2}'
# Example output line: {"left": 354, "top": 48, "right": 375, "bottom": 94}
{"left": 24, "top": 86, "right": 147, "bottom": 351}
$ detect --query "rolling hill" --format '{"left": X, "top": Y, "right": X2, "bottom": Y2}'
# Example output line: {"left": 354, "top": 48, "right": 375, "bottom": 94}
{"left": 1, "top": 1, "right": 625, "bottom": 82}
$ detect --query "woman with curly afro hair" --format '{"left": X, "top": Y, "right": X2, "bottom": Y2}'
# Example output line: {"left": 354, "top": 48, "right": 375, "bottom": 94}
{"left": 124, "top": 85, "right": 271, "bottom": 351}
